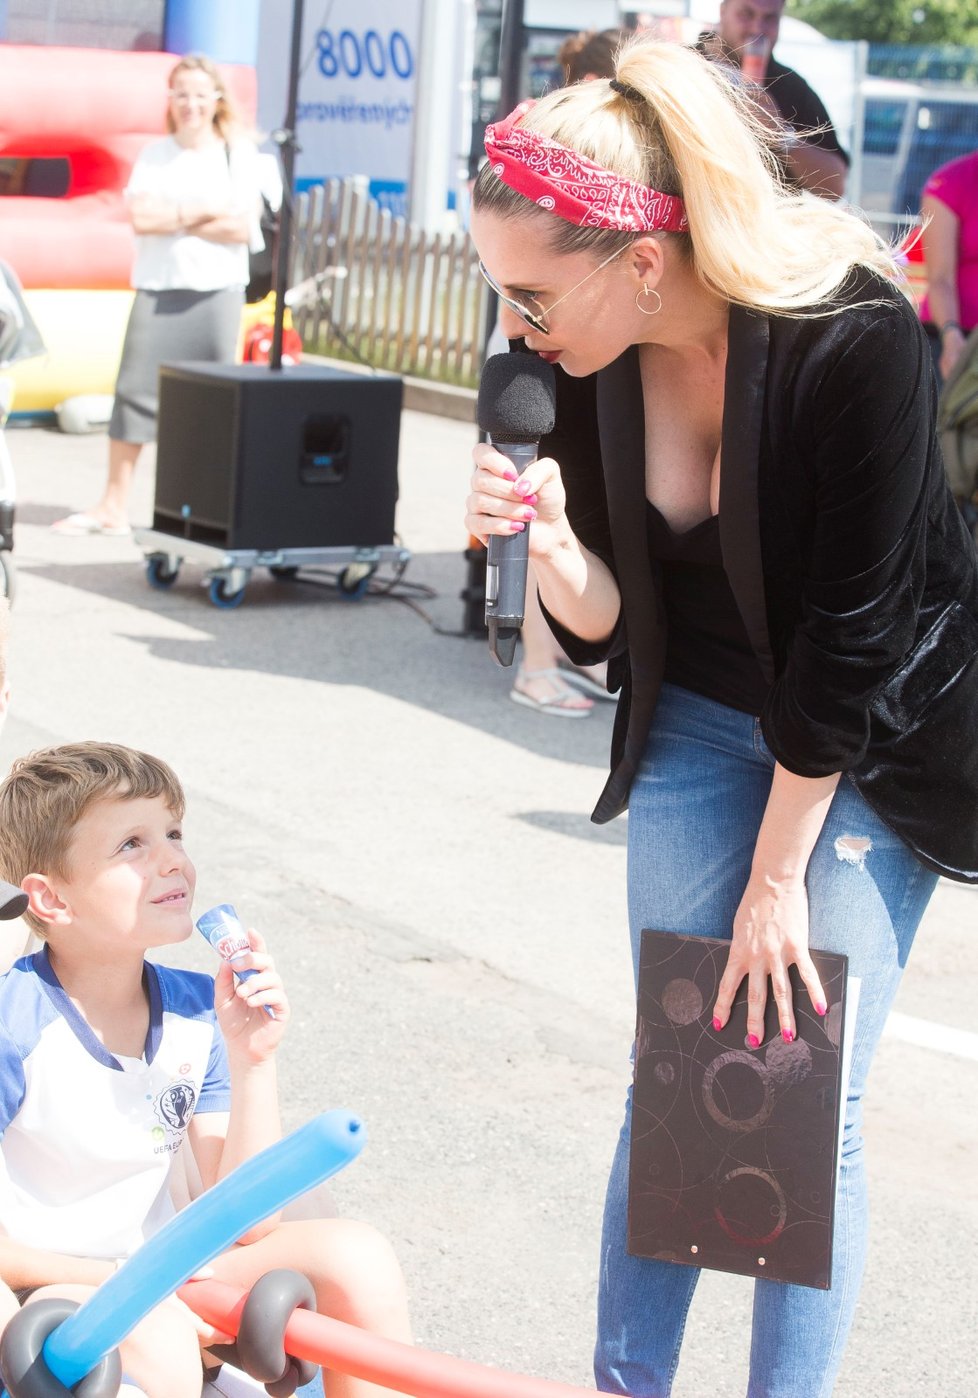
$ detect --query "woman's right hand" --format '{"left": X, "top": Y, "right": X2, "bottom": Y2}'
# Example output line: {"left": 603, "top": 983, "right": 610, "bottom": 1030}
{"left": 465, "top": 441, "right": 569, "bottom": 559}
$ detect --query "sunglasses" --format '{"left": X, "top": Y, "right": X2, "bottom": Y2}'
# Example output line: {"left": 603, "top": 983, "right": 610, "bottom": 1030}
{"left": 477, "top": 243, "right": 628, "bottom": 337}
{"left": 169, "top": 89, "right": 219, "bottom": 104}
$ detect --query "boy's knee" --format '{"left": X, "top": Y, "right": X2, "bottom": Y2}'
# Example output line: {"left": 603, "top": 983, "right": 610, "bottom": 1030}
{"left": 311, "top": 1217, "right": 400, "bottom": 1269}
{"left": 124, "top": 1297, "right": 199, "bottom": 1369}
{"left": 23, "top": 1283, "right": 96, "bottom": 1306}
{"left": 279, "top": 1217, "right": 405, "bottom": 1297}
{"left": 140, "top": 1303, "right": 192, "bottom": 1348}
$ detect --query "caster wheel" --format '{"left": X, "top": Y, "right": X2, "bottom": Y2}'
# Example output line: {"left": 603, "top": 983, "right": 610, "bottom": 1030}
{"left": 269, "top": 565, "right": 299, "bottom": 581}
{"left": 338, "top": 564, "right": 375, "bottom": 600}
{"left": 0, "top": 550, "right": 15, "bottom": 605}
{"left": 208, "top": 576, "right": 246, "bottom": 609}
{"left": 146, "top": 554, "right": 179, "bottom": 590}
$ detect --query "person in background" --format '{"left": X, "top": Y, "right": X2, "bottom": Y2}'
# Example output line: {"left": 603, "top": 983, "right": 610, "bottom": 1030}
{"left": 558, "top": 29, "right": 626, "bottom": 86}
{"left": 52, "top": 54, "right": 265, "bottom": 536}
{"left": 920, "top": 147, "right": 978, "bottom": 383}
{"left": 699, "top": 0, "right": 848, "bottom": 199}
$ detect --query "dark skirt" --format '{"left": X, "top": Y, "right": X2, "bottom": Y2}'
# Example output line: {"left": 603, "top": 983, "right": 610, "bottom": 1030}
{"left": 108, "top": 285, "right": 244, "bottom": 443}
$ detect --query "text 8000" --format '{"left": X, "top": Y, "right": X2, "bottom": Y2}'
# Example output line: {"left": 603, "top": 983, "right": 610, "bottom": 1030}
{"left": 316, "top": 30, "right": 414, "bottom": 81}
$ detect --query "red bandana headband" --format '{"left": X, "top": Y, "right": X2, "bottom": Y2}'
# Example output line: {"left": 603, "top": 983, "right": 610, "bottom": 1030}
{"left": 483, "top": 101, "right": 688, "bottom": 235}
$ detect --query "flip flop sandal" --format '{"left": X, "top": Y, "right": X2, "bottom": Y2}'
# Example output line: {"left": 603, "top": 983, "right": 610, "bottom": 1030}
{"left": 510, "top": 667, "right": 594, "bottom": 717}
{"left": 556, "top": 659, "right": 617, "bottom": 702}
{"left": 51, "top": 512, "right": 131, "bottom": 537}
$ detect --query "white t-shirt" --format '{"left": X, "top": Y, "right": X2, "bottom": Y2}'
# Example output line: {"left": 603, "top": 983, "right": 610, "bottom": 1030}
{"left": 126, "top": 136, "right": 265, "bottom": 292}
{"left": 0, "top": 950, "right": 230, "bottom": 1260}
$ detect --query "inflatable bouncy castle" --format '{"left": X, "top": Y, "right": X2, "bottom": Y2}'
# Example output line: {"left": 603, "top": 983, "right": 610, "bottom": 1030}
{"left": 0, "top": 1, "right": 260, "bottom": 413}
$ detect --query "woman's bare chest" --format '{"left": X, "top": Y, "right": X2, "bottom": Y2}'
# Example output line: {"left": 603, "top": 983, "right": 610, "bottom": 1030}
{"left": 641, "top": 350, "right": 726, "bottom": 532}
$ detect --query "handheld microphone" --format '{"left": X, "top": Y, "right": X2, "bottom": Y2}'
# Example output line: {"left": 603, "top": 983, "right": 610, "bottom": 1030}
{"left": 0, "top": 879, "right": 27, "bottom": 921}
{"left": 476, "top": 353, "right": 557, "bottom": 667}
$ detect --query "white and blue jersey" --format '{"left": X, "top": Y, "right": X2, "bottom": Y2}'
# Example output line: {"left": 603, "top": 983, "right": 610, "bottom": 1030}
{"left": 0, "top": 949, "right": 230, "bottom": 1260}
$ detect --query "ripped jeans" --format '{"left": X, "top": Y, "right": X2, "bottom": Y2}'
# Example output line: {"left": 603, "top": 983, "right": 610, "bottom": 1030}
{"left": 596, "top": 684, "right": 938, "bottom": 1398}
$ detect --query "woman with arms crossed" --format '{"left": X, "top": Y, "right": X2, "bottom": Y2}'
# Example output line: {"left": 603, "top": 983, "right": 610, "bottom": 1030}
{"left": 466, "top": 39, "right": 978, "bottom": 1398}
{"left": 54, "top": 55, "right": 264, "bottom": 536}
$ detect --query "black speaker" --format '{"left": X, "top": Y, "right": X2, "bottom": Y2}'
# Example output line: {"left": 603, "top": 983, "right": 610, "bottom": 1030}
{"left": 153, "top": 363, "right": 402, "bottom": 551}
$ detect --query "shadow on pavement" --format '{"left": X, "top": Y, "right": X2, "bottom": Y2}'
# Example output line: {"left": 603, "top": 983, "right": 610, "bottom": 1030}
{"left": 15, "top": 502, "right": 78, "bottom": 527}
{"left": 25, "top": 553, "right": 616, "bottom": 770}
{"left": 516, "top": 808, "right": 627, "bottom": 845}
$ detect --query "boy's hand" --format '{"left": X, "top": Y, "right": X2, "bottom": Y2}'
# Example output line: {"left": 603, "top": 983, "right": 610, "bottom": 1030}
{"left": 165, "top": 1269, "right": 234, "bottom": 1348}
{"left": 165, "top": 1294, "right": 233, "bottom": 1350}
{"left": 213, "top": 929, "right": 289, "bottom": 1063}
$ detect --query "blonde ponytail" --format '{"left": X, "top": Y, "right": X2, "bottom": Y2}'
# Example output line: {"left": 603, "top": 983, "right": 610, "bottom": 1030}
{"left": 474, "top": 38, "right": 900, "bottom": 316}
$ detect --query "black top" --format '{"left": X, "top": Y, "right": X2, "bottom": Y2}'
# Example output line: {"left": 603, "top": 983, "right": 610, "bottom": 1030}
{"left": 694, "top": 36, "right": 849, "bottom": 172}
{"left": 763, "top": 57, "right": 849, "bottom": 164}
{"left": 534, "top": 266, "right": 978, "bottom": 880}
{"left": 647, "top": 503, "right": 770, "bottom": 715}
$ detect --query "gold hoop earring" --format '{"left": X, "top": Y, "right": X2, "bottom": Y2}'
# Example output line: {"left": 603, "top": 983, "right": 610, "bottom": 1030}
{"left": 636, "top": 285, "right": 662, "bottom": 316}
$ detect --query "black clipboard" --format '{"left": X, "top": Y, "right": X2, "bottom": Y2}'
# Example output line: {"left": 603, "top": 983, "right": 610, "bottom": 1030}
{"left": 628, "top": 929, "right": 851, "bottom": 1290}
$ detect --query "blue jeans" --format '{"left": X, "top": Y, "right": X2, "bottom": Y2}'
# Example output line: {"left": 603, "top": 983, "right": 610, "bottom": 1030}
{"left": 596, "top": 685, "right": 937, "bottom": 1398}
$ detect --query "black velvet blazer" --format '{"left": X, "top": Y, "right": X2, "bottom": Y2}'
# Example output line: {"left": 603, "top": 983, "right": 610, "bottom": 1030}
{"left": 538, "top": 267, "right": 978, "bottom": 881}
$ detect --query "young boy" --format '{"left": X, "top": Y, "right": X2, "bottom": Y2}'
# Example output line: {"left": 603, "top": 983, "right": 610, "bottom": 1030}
{"left": 0, "top": 742, "right": 411, "bottom": 1397}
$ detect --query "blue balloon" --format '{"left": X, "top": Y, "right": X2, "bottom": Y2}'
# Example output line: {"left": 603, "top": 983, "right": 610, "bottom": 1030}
{"left": 38, "top": 1111, "right": 364, "bottom": 1391}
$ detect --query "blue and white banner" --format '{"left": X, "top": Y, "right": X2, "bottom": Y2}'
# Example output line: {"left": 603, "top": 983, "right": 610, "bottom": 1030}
{"left": 257, "top": 0, "right": 422, "bottom": 216}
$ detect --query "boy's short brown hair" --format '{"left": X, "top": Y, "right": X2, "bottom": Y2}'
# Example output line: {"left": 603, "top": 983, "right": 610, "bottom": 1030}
{"left": 0, "top": 596, "right": 10, "bottom": 690}
{"left": 0, "top": 743, "right": 185, "bottom": 933}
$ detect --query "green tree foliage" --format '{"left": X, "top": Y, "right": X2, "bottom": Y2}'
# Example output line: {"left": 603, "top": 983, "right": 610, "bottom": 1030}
{"left": 787, "top": 0, "right": 978, "bottom": 47}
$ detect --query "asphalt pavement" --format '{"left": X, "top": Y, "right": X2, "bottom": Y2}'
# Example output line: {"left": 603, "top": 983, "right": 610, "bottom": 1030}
{"left": 1, "top": 406, "right": 974, "bottom": 1397}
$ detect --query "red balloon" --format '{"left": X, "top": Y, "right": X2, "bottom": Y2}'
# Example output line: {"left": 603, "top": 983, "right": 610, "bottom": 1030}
{"left": 180, "top": 1278, "right": 610, "bottom": 1398}
{"left": 0, "top": 46, "right": 255, "bottom": 290}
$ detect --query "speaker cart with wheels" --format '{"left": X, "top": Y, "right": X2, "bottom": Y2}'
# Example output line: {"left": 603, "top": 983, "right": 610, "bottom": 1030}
{"left": 135, "top": 361, "right": 408, "bottom": 608}
{"left": 139, "top": 537, "right": 410, "bottom": 609}
{"left": 0, "top": 259, "right": 46, "bottom": 603}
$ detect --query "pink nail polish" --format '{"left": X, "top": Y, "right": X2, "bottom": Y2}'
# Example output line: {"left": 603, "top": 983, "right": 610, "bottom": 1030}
{"left": 503, "top": 469, "right": 518, "bottom": 482}
{"left": 515, "top": 478, "right": 532, "bottom": 496}
{"left": 748, "top": 1033, "right": 760, "bottom": 1048}
{"left": 712, "top": 1017, "right": 723, "bottom": 1032}
{"left": 782, "top": 1029, "right": 794, "bottom": 1044}
{"left": 526, "top": 493, "right": 539, "bottom": 505}
{"left": 521, "top": 507, "right": 537, "bottom": 520}
{"left": 509, "top": 521, "right": 525, "bottom": 532}
{"left": 815, "top": 1001, "right": 827, "bottom": 1016}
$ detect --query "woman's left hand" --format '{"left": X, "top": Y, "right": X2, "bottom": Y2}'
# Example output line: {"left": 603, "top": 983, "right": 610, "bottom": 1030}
{"left": 712, "top": 871, "right": 826, "bottom": 1046}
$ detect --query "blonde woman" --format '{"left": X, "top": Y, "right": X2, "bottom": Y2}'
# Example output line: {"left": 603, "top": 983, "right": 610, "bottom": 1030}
{"left": 54, "top": 54, "right": 264, "bottom": 535}
{"left": 465, "top": 38, "right": 978, "bottom": 1397}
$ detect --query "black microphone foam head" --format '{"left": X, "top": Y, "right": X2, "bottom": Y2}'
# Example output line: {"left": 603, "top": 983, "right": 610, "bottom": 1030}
{"left": 0, "top": 879, "right": 28, "bottom": 921}
{"left": 477, "top": 352, "right": 556, "bottom": 443}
